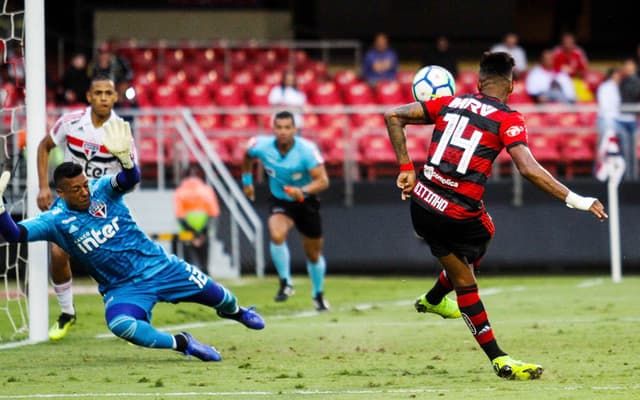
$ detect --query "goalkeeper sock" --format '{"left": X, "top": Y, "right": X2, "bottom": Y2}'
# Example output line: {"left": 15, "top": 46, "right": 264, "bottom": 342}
{"left": 425, "top": 270, "right": 453, "bottom": 305}
{"left": 107, "top": 314, "right": 175, "bottom": 349}
{"left": 173, "top": 333, "right": 188, "bottom": 352}
{"left": 270, "top": 242, "right": 291, "bottom": 284}
{"left": 306, "top": 256, "right": 326, "bottom": 297}
{"left": 184, "top": 280, "right": 239, "bottom": 315}
{"left": 52, "top": 279, "right": 75, "bottom": 315}
{"left": 455, "top": 284, "right": 506, "bottom": 361}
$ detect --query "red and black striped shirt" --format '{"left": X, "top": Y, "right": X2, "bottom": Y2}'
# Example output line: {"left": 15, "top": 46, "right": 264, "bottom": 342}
{"left": 411, "top": 93, "right": 528, "bottom": 219}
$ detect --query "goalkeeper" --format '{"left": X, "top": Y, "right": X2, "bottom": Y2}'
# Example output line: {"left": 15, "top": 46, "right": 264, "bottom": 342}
{"left": 0, "top": 118, "right": 264, "bottom": 362}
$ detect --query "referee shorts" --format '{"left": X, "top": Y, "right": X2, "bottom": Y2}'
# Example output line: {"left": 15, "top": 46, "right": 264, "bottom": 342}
{"left": 410, "top": 200, "right": 494, "bottom": 266}
{"left": 269, "top": 195, "right": 323, "bottom": 239}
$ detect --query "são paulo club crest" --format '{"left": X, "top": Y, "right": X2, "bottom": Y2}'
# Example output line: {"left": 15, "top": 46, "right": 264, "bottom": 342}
{"left": 83, "top": 141, "right": 101, "bottom": 160}
{"left": 89, "top": 199, "right": 107, "bottom": 218}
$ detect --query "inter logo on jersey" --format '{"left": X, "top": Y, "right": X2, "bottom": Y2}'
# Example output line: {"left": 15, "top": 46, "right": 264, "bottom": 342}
{"left": 83, "top": 141, "right": 101, "bottom": 160}
{"left": 89, "top": 200, "right": 107, "bottom": 218}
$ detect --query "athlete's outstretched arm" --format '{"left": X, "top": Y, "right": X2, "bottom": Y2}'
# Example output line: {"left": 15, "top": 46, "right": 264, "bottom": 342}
{"left": 384, "top": 102, "right": 429, "bottom": 200}
{"left": 0, "top": 171, "right": 27, "bottom": 242}
{"left": 509, "top": 144, "right": 607, "bottom": 221}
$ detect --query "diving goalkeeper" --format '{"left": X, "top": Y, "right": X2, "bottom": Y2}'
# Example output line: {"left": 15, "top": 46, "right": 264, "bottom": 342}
{"left": 0, "top": 118, "right": 264, "bottom": 361}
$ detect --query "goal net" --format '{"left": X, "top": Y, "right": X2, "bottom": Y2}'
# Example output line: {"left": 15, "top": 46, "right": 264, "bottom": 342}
{"left": 0, "top": 0, "right": 49, "bottom": 347}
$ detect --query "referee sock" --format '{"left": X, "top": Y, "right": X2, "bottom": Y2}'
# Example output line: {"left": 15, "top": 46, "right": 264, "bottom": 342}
{"left": 52, "top": 279, "right": 75, "bottom": 315}
{"left": 306, "top": 256, "right": 326, "bottom": 297}
{"left": 425, "top": 270, "right": 453, "bottom": 305}
{"left": 455, "top": 284, "right": 506, "bottom": 361}
{"left": 270, "top": 242, "right": 291, "bottom": 284}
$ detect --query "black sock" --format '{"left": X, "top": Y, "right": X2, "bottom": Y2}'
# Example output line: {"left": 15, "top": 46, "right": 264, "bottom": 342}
{"left": 425, "top": 271, "right": 454, "bottom": 305}
{"left": 174, "top": 333, "right": 188, "bottom": 352}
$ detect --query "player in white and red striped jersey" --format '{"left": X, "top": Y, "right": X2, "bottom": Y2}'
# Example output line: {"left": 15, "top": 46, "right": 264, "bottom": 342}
{"left": 36, "top": 74, "right": 136, "bottom": 340}
{"left": 384, "top": 52, "right": 607, "bottom": 380}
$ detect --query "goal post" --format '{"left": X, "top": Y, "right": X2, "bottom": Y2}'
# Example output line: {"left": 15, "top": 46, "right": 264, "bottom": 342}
{"left": 24, "top": 0, "right": 48, "bottom": 342}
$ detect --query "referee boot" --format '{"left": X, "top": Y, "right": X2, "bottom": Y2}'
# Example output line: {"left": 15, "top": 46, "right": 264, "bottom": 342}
{"left": 49, "top": 312, "right": 77, "bottom": 340}
{"left": 414, "top": 294, "right": 461, "bottom": 319}
{"left": 492, "top": 355, "right": 543, "bottom": 380}
{"left": 313, "top": 292, "right": 330, "bottom": 311}
{"left": 274, "top": 278, "right": 295, "bottom": 302}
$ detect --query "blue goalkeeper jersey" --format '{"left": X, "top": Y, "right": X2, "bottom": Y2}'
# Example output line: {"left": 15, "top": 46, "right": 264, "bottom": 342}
{"left": 20, "top": 176, "right": 169, "bottom": 293}
{"left": 247, "top": 135, "right": 324, "bottom": 201}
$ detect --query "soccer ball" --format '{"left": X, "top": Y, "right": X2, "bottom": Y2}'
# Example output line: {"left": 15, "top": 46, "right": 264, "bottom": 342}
{"left": 411, "top": 65, "right": 456, "bottom": 101}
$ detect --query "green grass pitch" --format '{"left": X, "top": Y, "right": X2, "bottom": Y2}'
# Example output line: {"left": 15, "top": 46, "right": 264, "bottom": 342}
{"left": 0, "top": 275, "right": 639, "bottom": 399}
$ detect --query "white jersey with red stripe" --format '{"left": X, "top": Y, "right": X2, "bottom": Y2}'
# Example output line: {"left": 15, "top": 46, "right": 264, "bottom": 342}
{"left": 50, "top": 107, "right": 136, "bottom": 179}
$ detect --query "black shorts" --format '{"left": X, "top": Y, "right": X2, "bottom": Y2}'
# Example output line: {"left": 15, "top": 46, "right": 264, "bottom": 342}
{"left": 410, "top": 200, "right": 494, "bottom": 266}
{"left": 269, "top": 195, "right": 323, "bottom": 239}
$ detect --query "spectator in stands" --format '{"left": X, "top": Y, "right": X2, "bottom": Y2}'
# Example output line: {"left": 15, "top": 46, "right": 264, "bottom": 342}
{"left": 552, "top": 32, "right": 588, "bottom": 79}
{"left": 596, "top": 67, "right": 622, "bottom": 154}
{"left": 525, "top": 49, "right": 575, "bottom": 103}
{"left": 174, "top": 164, "right": 220, "bottom": 271}
{"left": 363, "top": 32, "right": 399, "bottom": 86}
{"left": 618, "top": 59, "right": 640, "bottom": 180}
{"left": 268, "top": 70, "right": 307, "bottom": 131}
{"left": 552, "top": 32, "right": 593, "bottom": 102}
{"left": 89, "top": 42, "right": 134, "bottom": 103}
{"left": 59, "top": 52, "right": 91, "bottom": 105}
{"left": 422, "top": 35, "right": 458, "bottom": 79}
{"left": 490, "top": 33, "right": 527, "bottom": 79}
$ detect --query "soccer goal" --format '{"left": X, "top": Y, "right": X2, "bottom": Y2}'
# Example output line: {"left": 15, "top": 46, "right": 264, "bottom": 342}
{"left": 0, "top": 0, "right": 49, "bottom": 348}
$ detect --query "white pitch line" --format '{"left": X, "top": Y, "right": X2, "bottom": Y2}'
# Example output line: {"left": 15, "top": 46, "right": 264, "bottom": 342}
{"left": 577, "top": 278, "right": 604, "bottom": 288}
{"left": 1, "top": 384, "right": 639, "bottom": 399}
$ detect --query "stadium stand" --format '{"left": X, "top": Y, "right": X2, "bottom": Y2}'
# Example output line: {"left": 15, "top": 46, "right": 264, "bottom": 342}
{"left": 46, "top": 39, "right": 610, "bottom": 183}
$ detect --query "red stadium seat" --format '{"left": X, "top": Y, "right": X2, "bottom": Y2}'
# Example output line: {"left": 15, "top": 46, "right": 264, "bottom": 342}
{"left": 457, "top": 70, "right": 478, "bottom": 94}
{"left": 182, "top": 83, "right": 213, "bottom": 107}
{"left": 161, "top": 48, "right": 187, "bottom": 71}
{"left": 152, "top": 82, "right": 180, "bottom": 107}
{"left": 194, "top": 113, "right": 221, "bottom": 132}
{"left": 223, "top": 113, "right": 257, "bottom": 130}
{"left": 397, "top": 70, "right": 416, "bottom": 101}
{"left": 584, "top": 69, "right": 605, "bottom": 94}
{"left": 309, "top": 81, "right": 341, "bottom": 106}
{"left": 333, "top": 69, "right": 359, "bottom": 92}
{"left": 296, "top": 69, "right": 317, "bottom": 95}
{"left": 527, "top": 133, "right": 561, "bottom": 175}
{"left": 207, "top": 137, "right": 233, "bottom": 164}
{"left": 255, "top": 49, "right": 279, "bottom": 70}
{"left": 197, "top": 69, "right": 223, "bottom": 92}
{"left": 560, "top": 133, "right": 597, "bottom": 179}
{"left": 358, "top": 133, "right": 398, "bottom": 180}
{"left": 260, "top": 69, "right": 284, "bottom": 86}
{"left": 375, "top": 80, "right": 405, "bottom": 105}
{"left": 136, "top": 136, "right": 161, "bottom": 179}
{"left": 230, "top": 49, "right": 249, "bottom": 68}
{"left": 213, "top": 83, "right": 246, "bottom": 107}
{"left": 192, "top": 48, "right": 221, "bottom": 70}
{"left": 130, "top": 49, "right": 157, "bottom": 73}
{"left": 405, "top": 135, "right": 429, "bottom": 164}
{"left": 344, "top": 82, "right": 374, "bottom": 105}
{"left": 230, "top": 69, "right": 254, "bottom": 95}
{"left": 248, "top": 84, "right": 271, "bottom": 106}
{"left": 302, "top": 113, "right": 321, "bottom": 131}
{"left": 351, "top": 113, "right": 385, "bottom": 129}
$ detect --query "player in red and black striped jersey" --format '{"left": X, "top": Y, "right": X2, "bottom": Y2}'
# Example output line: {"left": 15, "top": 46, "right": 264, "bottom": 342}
{"left": 385, "top": 52, "right": 608, "bottom": 380}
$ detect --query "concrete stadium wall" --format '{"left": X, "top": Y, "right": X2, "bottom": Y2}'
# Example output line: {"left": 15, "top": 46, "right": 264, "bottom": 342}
{"left": 247, "top": 180, "right": 640, "bottom": 276}
{"left": 94, "top": 10, "right": 292, "bottom": 43}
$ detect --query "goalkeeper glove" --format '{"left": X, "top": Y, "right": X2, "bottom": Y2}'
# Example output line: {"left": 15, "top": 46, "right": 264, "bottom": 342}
{"left": 103, "top": 118, "right": 134, "bottom": 169}
{"left": 0, "top": 170, "right": 10, "bottom": 214}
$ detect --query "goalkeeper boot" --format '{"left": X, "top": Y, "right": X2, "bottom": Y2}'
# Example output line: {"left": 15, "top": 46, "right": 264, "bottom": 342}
{"left": 274, "top": 278, "right": 295, "bottom": 302}
{"left": 313, "top": 292, "right": 330, "bottom": 312}
{"left": 492, "top": 355, "right": 543, "bottom": 380}
{"left": 181, "top": 332, "right": 221, "bottom": 362}
{"left": 414, "top": 294, "right": 461, "bottom": 319}
{"left": 49, "top": 312, "right": 77, "bottom": 340}
{"left": 217, "top": 306, "right": 265, "bottom": 330}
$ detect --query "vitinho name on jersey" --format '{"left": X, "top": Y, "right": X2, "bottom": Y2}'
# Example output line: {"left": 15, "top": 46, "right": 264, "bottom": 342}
{"left": 75, "top": 217, "right": 120, "bottom": 254}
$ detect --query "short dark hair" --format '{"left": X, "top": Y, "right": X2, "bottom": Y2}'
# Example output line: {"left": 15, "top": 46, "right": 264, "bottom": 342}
{"left": 479, "top": 51, "right": 515, "bottom": 82}
{"left": 54, "top": 162, "right": 84, "bottom": 188}
{"left": 90, "top": 73, "right": 115, "bottom": 86}
{"left": 274, "top": 110, "right": 296, "bottom": 127}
